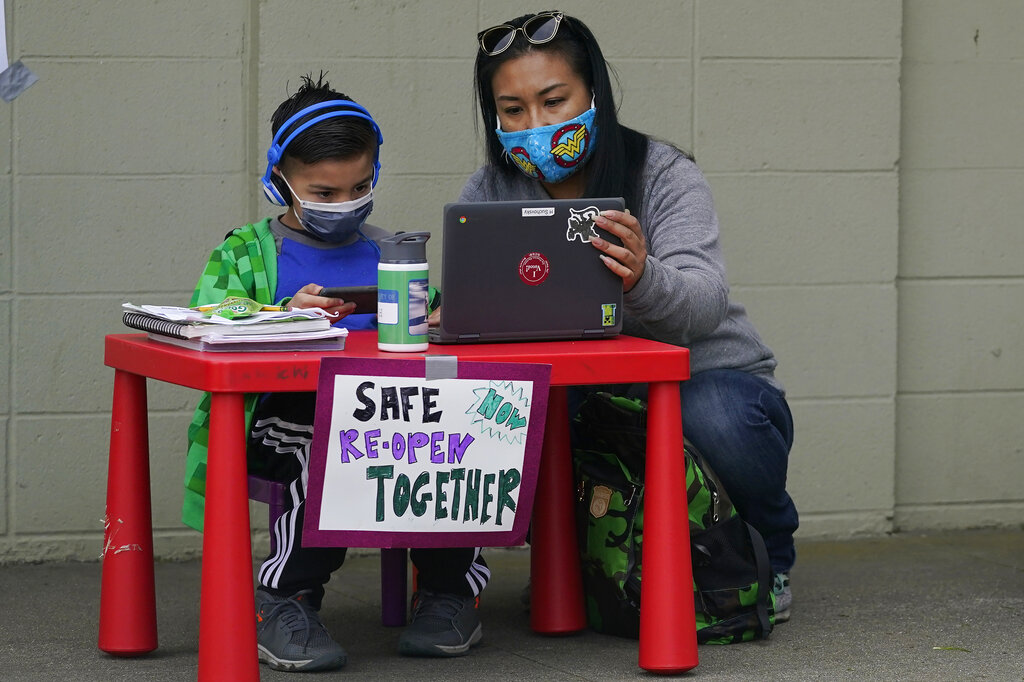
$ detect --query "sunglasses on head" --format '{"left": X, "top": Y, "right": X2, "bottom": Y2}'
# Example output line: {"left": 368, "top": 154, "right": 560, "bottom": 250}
{"left": 478, "top": 11, "right": 564, "bottom": 57}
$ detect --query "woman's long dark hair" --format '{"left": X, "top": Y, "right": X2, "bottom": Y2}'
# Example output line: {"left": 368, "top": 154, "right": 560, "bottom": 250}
{"left": 473, "top": 11, "right": 650, "bottom": 211}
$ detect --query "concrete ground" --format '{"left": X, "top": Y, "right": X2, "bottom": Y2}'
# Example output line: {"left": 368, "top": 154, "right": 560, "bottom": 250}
{"left": 1, "top": 528, "right": 1022, "bottom": 681}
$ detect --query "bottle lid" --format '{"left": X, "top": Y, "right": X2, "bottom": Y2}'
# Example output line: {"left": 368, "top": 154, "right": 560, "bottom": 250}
{"left": 379, "top": 231, "right": 431, "bottom": 263}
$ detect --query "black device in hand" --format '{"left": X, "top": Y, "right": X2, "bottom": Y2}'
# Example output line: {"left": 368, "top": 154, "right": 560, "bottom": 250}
{"left": 319, "top": 285, "right": 378, "bottom": 315}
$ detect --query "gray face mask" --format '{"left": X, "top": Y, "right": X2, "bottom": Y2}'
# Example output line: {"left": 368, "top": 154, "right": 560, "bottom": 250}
{"left": 280, "top": 175, "right": 374, "bottom": 242}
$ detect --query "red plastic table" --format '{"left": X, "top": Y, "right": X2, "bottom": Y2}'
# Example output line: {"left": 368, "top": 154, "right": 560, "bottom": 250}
{"left": 99, "top": 332, "right": 696, "bottom": 679}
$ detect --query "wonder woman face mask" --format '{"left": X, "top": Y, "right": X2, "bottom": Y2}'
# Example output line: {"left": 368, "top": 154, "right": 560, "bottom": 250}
{"left": 495, "top": 104, "right": 597, "bottom": 183}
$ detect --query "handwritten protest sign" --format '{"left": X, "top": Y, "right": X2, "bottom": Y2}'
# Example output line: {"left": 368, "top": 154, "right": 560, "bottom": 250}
{"left": 303, "top": 357, "right": 551, "bottom": 548}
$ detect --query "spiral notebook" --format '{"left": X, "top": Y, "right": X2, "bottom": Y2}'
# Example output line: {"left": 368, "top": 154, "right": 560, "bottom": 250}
{"left": 122, "top": 310, "right": 330, "bottom": 339}
{"left": 120, "top": 303, "right": 342, "bottom": 351}
{"left": 429, "top": 197, "right": 625, "bottom": 344}
{"left": 145, "top": 329, "right": 347, "bottom": 352}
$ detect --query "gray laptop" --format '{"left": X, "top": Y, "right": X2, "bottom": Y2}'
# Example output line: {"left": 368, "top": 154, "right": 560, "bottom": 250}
{"left": 429, "top": 197, "right": 625, "bottom": 344}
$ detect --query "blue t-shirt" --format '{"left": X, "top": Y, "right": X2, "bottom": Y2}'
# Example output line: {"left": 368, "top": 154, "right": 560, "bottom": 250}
{"left": 272, "top": 220, "right": 380, "bottom": 331}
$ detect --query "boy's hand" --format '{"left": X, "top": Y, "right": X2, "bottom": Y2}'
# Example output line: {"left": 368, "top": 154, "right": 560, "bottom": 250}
{"left": 288, "top": 283, "right": 356, "bottom": 319}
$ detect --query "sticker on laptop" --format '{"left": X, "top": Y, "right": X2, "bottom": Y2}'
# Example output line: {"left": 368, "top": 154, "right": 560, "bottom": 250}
{"left": 566, "top": 206, "right": 602, "bottom": 243}
{"left": 601, "top": 304, "right": 617, "bottom": 327}
{"left": 519, "top": 252, "right": 550, "bottom": 286}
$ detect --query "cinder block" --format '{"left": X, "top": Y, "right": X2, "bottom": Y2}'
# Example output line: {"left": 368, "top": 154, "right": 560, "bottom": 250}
{"left": 0, "top": 179, "right": 9, "bottom": 292}
{"left": 20, "top": 1, "right": 245, "bottom": 57}
{"left": 904, "top": 0, "right": 1024, "bottom": 62}
{"left": 18, "top": 302, "right": 234, "bottom": 416}
{"left": 895, "top": 502, "right": 1024, "bottom": 532}
{"left": 902, "top": 62, "right": 1024, "bottom": 169}
{"left": 0, "top": 300, "right": 8, "bottom": 414}
{"left": 709, "top": 171, "right": 898, "bottom": 285}
{"left": 612, "top": 60, "right": 693, "bottom": 151}
{"left": 787, "top": 397, "right": 895, "bottom": 516}
{"left": 901, "top": 170, "right": 1024, "bottom": 278}
{"left": 152, "top": 533, "right": 205, "bottom": 561}
{"left": 796, "top": 510, "right": 894, "bottom": 539}
{"left": 373, "top": 172, "right": 477, "bottom": 272}
{"left": 12, "top": 416, "right": 110, "bottom": 533}
{"left": 16, "top": 61, "right": 244, "bottom": 175}
{"left": 148, "top": 414, "right": 193, "bottom": 530}
{"left": 16, "top": 175, "right": 248, "bottom": 294}
{"left": 1, "top": 104, "right": 9, "bottom": 173}
{"left": 896, "top": 393, "right": 1024, "bottom": 504}
{"left": 14, "top": 296, "right": 123, "bottom": 413}
{"left": 700, "top": 0, "right": 901, "bottom": 58}
{"left": 13, "top": 377, "right": 205, "bottom": 535}
{"left": 147, "top": 383, "right": 202, "bottom": 414}
{"left": 11, "top": 412, "right": 192, "bottom": 536}
{"left": 697, "top": 61, "right": 900, "bottom": 171}
{"left": 734, "top": 284, "right": 897, "bottom": 400}
{"left": 898, "top": 281, "right": 1024, "bottom": 392}
{"left": 0, "top": 418, "right": 7, "bottom": 533}
{"left": 258, "top": 60, "right": 478, "bottom": 177}
{"left": 263, "top": 0, "right": 477, "bottom": 59}
{"left": 480, "top": 0, "right": 694, "bottom": 59}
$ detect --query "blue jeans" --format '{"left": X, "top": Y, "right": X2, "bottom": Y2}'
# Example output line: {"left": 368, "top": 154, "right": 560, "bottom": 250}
{"left": 571, "top": 369, "right": 798, "bottom": 574}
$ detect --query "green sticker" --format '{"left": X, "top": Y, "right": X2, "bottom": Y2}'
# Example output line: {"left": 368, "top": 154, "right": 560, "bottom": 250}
{"left": 601, "top": 303, "right": 617, "bottom": 327}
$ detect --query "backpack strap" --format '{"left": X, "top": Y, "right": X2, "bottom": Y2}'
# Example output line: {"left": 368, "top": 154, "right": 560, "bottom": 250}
{"left": 621, "top": 486, "right": 645, "bottom": 608}
{"left": 746, "top": 520, "right": 773, "bottom": 638}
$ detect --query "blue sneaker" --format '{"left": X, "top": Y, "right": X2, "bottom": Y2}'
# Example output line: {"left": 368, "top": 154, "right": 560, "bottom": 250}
{"left": 398, "top": 590, "right": 483, "bottom": 657}
{"left": 773, "top": 573, "right": 792, "bottom": 623}
{"left": 255, "top": 589, "right": 347, "bottom": 672}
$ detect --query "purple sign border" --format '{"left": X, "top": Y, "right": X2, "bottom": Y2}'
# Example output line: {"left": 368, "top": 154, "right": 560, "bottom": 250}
{"left": 302, "top": 356, "right": 551, "bottom": 548}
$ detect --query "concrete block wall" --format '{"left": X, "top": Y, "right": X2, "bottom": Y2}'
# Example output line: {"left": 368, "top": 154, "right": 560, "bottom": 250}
{"left": 896, "top": 1, "right": 1024, "bottom": 529}
{"left": 2, "top": 0, "right": 253, "bottom": 561}
{"left": 0, "top": 0, "right": 1020, "bottom": 563}
{"left": 695, "top": 0, "right": 903, "bottom": 538}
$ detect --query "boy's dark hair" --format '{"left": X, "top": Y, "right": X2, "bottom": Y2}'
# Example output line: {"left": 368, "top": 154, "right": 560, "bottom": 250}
{"left": 269, "top": 72, "right": 378, "bottom": 206}
{"left": 474, "top": 12, "right": 687, "bottom": 213}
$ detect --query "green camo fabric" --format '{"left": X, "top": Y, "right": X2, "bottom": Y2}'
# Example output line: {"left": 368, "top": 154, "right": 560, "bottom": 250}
{"left": 182, "top": 218, "right": 278, "bottom": 531}
{"left": 573, "top": 392, "right": 775, "bottom": 644}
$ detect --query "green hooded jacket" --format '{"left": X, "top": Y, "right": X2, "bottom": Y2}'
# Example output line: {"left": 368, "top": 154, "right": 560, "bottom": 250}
{"left": 181, "top": 218, "right": 439, "bottom": 531}
{"left": 182, "top": 218, "right": 279, "bottom": 531}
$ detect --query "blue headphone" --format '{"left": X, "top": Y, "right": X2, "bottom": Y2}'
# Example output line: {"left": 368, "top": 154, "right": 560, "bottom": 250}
{"left": 261, "top": 99, "right": 384, "bottom": 206}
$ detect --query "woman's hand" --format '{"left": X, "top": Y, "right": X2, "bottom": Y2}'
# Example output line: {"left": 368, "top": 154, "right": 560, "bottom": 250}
{"left": 288, "top": 283, "right": 356, "bottom": 319}
{"left": 428, "top": 306, "right": 442, "bottom": 327}
{"left": 591, "top": 209, "right": 647, "bottom": 292}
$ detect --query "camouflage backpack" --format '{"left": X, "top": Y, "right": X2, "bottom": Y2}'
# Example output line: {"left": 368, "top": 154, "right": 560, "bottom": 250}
{"left": 572, "top": 392, "right": 775, "bottom": 644}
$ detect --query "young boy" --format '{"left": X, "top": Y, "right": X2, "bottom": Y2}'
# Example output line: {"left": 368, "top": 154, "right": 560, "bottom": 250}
{"left": 184, "top": 74, "right": 486, "bottom": 672}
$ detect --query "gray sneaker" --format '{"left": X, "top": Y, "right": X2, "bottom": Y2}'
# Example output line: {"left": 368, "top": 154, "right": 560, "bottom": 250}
{"left": 397, "top": 590, "right": 483, "bottom": 657}
{"left": 773, "top": 573, "right": 792, "bottom": 623}
{"left": 255, "top": 589, "right": 347, "bottom": 672}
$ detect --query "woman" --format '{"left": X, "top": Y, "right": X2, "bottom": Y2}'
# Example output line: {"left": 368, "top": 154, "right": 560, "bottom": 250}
{"left": 461, "top": 10, "right": 798, "bottom": 621}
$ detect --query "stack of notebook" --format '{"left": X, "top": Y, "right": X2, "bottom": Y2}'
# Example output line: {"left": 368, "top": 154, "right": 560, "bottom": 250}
{"left": 121, "top": 303, "right": 348, "bottom": 352}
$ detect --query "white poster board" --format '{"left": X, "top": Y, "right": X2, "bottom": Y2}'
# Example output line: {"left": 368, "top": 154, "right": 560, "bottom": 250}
{"left": 303, "top": 356, "right": 551, "bottom": 548}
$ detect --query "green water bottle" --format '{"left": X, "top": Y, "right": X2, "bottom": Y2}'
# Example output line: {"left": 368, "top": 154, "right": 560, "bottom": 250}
{"left": 377, "top": 231, "right": 431, "bottom": 352}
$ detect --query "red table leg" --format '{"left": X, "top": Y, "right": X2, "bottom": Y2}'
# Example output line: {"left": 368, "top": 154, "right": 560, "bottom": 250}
{"left": 639, "top": 381, "right": 698, "bottom": 673}
{"left": 99, "top": 370, "right": 158, "bottom": 655}
{"left": 530, "top": 386, "right": 586, "bottom": 633}
{"left": 199, "top": 392, "right": 259, "bottom": 681}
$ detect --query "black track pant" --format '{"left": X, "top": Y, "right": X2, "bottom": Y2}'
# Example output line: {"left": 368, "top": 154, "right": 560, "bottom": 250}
{"left": 248, "top": 392, "right": 490, "bottom": 609}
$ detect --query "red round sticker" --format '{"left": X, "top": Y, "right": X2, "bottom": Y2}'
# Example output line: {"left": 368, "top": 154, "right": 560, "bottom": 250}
{"left": 518, "top": 252, "right": 550, "bottom": 285}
